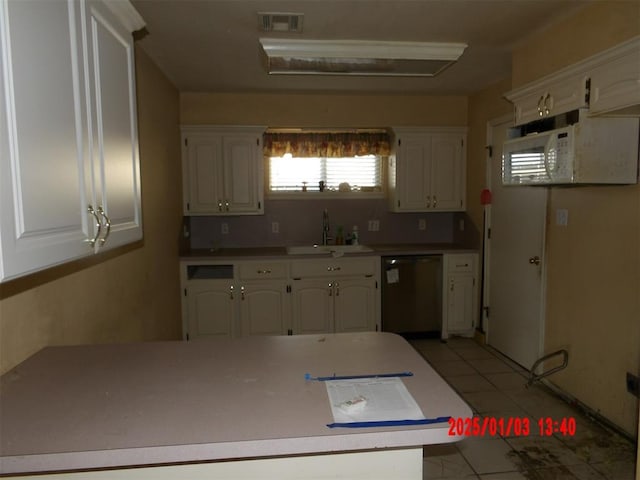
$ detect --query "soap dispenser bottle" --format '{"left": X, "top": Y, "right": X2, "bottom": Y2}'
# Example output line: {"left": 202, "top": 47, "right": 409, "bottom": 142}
{"left": 351, "top": 225, "right": 359, "bottom": 245}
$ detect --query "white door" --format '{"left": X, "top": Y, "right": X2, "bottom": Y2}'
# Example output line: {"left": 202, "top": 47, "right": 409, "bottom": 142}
{"left": 0, "top": 0, "right": 93, "bottom": 281}
{"left": 431, "top": 134, "right": 464, "bottom": 211}
{"left": 485, "top": 117, "right": 547, "bottom": 370}
{"left": 223, "top": 135, "right": 261, "bottom": 213}
{"left": 83, "top": 0, "right": 142, "bottom": 249}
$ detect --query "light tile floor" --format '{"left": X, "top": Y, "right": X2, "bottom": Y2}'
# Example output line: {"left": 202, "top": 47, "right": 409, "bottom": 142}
{"left": 410, "top": 337, "right": 638, "bottom": 480}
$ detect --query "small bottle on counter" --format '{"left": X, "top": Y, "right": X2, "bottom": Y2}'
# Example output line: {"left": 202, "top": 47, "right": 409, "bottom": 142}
{"left": 351, "top": 225, "right": 359, "bottom": 245}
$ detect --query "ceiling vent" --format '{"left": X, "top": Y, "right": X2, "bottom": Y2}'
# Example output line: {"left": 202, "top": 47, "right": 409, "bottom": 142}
{"left": 258, "top": 12, "right": 304, "bottom": 33}
{"left": 259, "top": 39, "right": 467, "bottom": 77}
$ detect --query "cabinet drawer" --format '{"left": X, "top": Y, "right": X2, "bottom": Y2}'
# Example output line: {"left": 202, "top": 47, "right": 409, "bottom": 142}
{"left": 290, "top": 257, "right": 377, "bottom": 278}
{"left": 446, "top": 254, "right": 475, "bottom": 273}
{"left": 239, "top": 262, "right": 288, "bottom": 280}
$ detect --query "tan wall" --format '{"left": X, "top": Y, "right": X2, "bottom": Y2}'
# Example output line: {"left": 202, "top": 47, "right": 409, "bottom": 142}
{"left": 466, "top": 79, "right": 513, "bottom": 233}
{"left": 0, "top": 47, "right": 183, "bottom": 374}
{"left": 180, "top": 92, "right": 468, "bottom": 127}
{"left": 512, "top": 2, "right": 640, "bottom": 436}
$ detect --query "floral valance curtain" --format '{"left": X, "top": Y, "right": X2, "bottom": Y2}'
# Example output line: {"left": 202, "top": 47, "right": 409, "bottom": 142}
{"left": 263, "top": 131, "right": 391, "bottom": 158}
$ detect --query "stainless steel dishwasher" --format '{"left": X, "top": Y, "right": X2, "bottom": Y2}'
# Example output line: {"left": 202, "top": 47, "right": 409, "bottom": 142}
{"left": 381, "top": 255, "right": 443, "bottom": 338}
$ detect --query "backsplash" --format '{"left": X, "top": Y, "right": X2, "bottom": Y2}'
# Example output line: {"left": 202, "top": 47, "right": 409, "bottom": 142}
{"left": 187, "top": 198, "right": 478, "bottom": 249}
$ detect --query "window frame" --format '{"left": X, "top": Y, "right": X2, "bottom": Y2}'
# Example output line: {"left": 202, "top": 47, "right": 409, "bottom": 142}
{"left": 264, "top": 154, "right": 388, "bottom": 200}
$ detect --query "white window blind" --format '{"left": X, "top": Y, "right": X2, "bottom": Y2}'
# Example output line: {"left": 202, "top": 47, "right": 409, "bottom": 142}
{"left": 269, "top": 154, "right": 383, "bottom": 193}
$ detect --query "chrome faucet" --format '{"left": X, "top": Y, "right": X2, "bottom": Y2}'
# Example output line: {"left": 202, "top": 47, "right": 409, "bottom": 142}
{"left": 322, "top": 209, "right": 332, "bottom": 245}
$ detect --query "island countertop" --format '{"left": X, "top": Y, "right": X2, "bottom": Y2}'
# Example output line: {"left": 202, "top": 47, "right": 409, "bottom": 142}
{"left": 0, "top": 333, "right": 472, "bottom": 475}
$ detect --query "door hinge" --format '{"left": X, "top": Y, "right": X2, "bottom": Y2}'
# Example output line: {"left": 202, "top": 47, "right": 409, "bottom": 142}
{"left": 258, "top": 201, "right": 261, "bottom": 210}
{"left": 483, "top": 306, "right": 490, "bottom": 318}
{"left": 183, "top": 288, "right": 187, "bottom": 296}
{"left": 375, "top": 280, "right": 378, "bottom": 289}
{"left": 398, "top": 138, "right": 401, "bottom": 147}
{"left": 485, "top": 145, "right": 493, "bottom": 158}
{"left": 184, "top": 138, "right": 188, "bottom": 147}
{"left": 186, "top": 202, "right": 190, "bottom": 211}
{"left": 397, "top": 200, "right": 400, "bottom": 208}
{"left": 487, "top": 228, "right": 491, "bottom": 239}
{"left": 286, "top": 285, "right": 291, "bottom": 293}
{"left": 186, "top": 332, "right": 190, "bottom": 341}
{"left": 585, "top": 77, "right": 591, "bottom": 105}
{"left": 288, "top": 329, "right": 293, "bottom": 336}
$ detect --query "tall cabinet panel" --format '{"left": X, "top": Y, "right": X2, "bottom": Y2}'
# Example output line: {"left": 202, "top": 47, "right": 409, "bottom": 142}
{"left": 0, "top": 0, "right": 144, "bottom": 282}
{"left": 0, "top": 0, "right": 91, "bottom": 280}
{"left": 83, "top": 0, "right": 142, "bottom": 249}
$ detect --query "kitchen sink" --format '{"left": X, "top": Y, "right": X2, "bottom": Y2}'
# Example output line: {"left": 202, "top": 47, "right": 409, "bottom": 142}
{"left": 286, "top": 244, "right": 374, "bottom": 255}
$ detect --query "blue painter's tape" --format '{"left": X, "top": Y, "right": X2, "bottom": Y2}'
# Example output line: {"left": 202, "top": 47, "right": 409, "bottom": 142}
{"left": 326, "top": 416, "right": 451, "bottom": 429}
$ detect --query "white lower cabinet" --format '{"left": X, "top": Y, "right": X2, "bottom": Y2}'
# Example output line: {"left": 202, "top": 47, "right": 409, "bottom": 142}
{"left": 186, "top": 281, "right": 236, "bottom": 339}
{"left": 442, "top": 254, "right": 478, "bottom": 339}
{"left": 240, "top": 282, "right": 290, "bottom": 336}
{"left": 181, "top": 257, "right": 380, "bottom": 340}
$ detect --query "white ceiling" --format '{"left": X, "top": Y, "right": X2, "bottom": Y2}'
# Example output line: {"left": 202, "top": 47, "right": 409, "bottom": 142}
{"left": 131, "top": 0, "right": 591, "bottom": 95}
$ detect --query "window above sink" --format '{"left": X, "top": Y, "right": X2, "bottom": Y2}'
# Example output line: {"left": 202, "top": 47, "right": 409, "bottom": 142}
{"left": 264, "top": 130, "right": 389, "bottom": 199}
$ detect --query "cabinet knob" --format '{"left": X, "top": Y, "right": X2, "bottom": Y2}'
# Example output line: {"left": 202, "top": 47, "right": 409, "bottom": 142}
{"left": 218, "top": 200, "right": 223, "bottom": 212}
{"left": 529, "top": 256, "right": 541, "bottom": 265}
{"left": 225, "top": 200, "right": 230, "bottom": 211}
{"left": 229, "top": 285, "right": 234, "bottom": 299}
{"left": 256, "top": 269, "right": 272, "bottom": 274}
{"left": 241, "top": 285, "right": 245, "bottom": 300}
{"left": 433, "top": 195, "right": 437, "bottom": 208}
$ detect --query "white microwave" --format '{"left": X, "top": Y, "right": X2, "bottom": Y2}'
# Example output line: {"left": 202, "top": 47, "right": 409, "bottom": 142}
{"left": 502, "top": 115, "right": 639, "bottom": 185}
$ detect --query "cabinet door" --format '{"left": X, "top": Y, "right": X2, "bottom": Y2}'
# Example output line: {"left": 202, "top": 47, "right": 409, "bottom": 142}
{"left": 240, "top": 282, "right": 290, "bottom": 336}
{"left": 334, "top": 278, "right": 377, "bottom": 332}
{"left": 223, "top": 135, "right": 263, "bottom": 214}
{"left": 589, "top": 45, "right": 640, "bottom": 115}
{"left": 83, "top": 0, "right": 142, "bottom": 249}
{"left": 0, "top": 0, "right": 93, "bottom": 281}
{"left": 446, "top": 274, "right": 474, "bottom": 333}
{"left": 430, "top": 134, "right": 465, "bottom": 211}
{"left": 291, "top": 280, "right": 333, "bottom": 334}
{"left": 186, "top": 282, "right": 236, "bottom": 339}
{"left": 183, "top": 134, "right": 224, "bottom": 214}
{"left": 395, "top": 136, "right": 431, "bottom": 211}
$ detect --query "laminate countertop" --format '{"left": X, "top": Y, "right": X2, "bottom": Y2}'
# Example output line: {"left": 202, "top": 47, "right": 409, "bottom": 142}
{"left": 0, "top": 333, "right": 472, "bottom": 475}
{"left": 181, "top": 244, "right": 478, "bottom": 261}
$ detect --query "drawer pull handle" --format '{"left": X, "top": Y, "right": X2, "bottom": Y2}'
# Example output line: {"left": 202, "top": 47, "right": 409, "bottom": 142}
{"left": 256, "top": 269, "right": 272, "bottom": 274}
{"left": 218, "top": 200, "right": 223, "bottom": 212}
{"left": 241, "top": 285, "right": 245, "bottom": 300}
{"left": 455, "top": 263, "right": 469, "bottom": 268}
{"left": 335, "top": 282, "right": 340, "bottom": 296}
{"left": 229, "top": 285, "right": 234, "bottom": 300}
{"left": 327, "top": 266, "right": 342, "bottom": 272}
{"left": 328, "top": 282, "right": 333, "bottom": 296}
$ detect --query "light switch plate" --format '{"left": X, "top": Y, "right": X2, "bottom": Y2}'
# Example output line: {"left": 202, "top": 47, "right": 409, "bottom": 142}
{"left": 221, "top": 223, "right": 229, "bottom": 234}
{"left": 556, "top": 209, "right": 569, "bottom": 226}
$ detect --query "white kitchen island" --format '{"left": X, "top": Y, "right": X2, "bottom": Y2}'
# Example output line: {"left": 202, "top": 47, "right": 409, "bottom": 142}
{"left": 0, "top": 333, "right": 472, "bottom": 479}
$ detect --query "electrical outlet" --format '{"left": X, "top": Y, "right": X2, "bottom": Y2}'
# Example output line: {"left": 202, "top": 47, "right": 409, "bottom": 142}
{"left": 368, "top": 220, "right": 380, "bottom": 232}
{"left": 271, "top": 222, "right": 279, "bottom": 234}
{"left": 626, "top": 372, "right": 639, "bottom": 398}
{"left": 221, "top": 223, "right": 229, "bottom": 234}
{"left": 418, "top": 219, "right": 426, "bottom": 231}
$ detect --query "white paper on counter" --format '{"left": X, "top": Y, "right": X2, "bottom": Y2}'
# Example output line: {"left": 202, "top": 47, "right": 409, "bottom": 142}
{"left": 325, "top": 377, "right": 425, "bottom": 423}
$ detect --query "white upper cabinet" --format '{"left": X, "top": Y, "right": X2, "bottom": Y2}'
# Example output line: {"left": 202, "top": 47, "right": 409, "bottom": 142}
{"left": 388, "top": 128, "right": 466, "bottom": 212}
{"left": 587, "top": 37, "right": 640, "bottom": 116}
{"left": 83, "top": 0, "right": 143, "bottom": 249}
{"left": 182, "top": 126, "right": 265, "bottom": 216}
{"left": 0, "top": 0, "right": 144, "bottom": 282}
{"left": 506, "top": 71, "right": 589, "bottom": 126}
{"left": 506, "top": 36, "right": 640, "bottom": 125}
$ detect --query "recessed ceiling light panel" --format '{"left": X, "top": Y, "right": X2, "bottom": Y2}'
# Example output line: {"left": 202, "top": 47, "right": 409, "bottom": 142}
{"left": 259, "top": 39, "right": 467, "bottom": 76}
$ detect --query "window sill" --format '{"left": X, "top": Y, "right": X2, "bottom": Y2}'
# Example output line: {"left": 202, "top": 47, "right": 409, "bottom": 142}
{"left": 267, "top": 191, "right": 386, "bottom": 200}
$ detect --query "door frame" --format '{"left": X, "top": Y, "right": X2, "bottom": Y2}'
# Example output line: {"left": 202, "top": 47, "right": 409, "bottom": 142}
{"left": 482, "top": 114, "right": 548, "bottom": 368}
